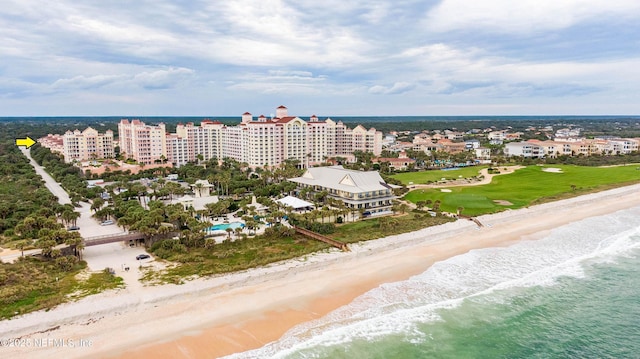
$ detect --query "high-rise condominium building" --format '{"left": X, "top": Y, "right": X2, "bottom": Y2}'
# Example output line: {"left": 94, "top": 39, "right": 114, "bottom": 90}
{"left": 118, "top": 119, "right": 167, "bottom": 165}
{"left": 118, "top": 106, "right": 382, "bottom": 168}
{"left": 63, "top": 127, "right": 114, "bottom": 163}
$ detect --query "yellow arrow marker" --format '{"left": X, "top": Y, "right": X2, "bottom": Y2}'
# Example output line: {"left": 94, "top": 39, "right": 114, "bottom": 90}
{"left": 16, "top": 136, "right": 37, "bottom": 149}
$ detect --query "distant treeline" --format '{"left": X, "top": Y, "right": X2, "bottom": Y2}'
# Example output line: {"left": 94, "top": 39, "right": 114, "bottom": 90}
{"left": 1, "top": 116, "right": 640, "bottom": 139}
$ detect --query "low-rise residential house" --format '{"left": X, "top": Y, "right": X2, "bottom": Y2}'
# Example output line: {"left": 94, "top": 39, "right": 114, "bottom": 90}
{"left": 465, "top": 139, "right": 481, "bottom": 149}
{"left": 38, "top": 134, "right": 65, "bottom": 155}
{"left": 412, "top": 136, "right": 437, "bottom": 153}
{"left": 488, "top": 131, "right": 507, "bottom": 141}
{"left": 504, "top": 141, "right": 545, "bottom": 158}
{"left": 591, "top": 137, "right": 639, "bottom": 155}
{"left": 373, "top": 151, "right": 416, "bottom": 171}
{"left": 436, "top": 139, "right": 467, "bottom": 154}
{"left": 552, "top": 139, "right": 599, "bottom": 156}
{"left": 569, "top": 140, "right": 598, "bottom": 156}
{"left": 382, "top": 134, "right": 397, "bottom": 147}
{"left": 505, "top": 132, "right": 523, "bottom": 141}
{"left": 388, "top": 141, "right": 414, "bottom": 152}
{"left": 474, "top": 147, "right": 491, "bottom": 160}
{"left": 444, "top": 130, "right": 464, "bottom": 141}
{"left": 289, "top": 166, "right": 397, "bottom": 216}
{"left": 528, "top": 140, "right": 559, "bottom": 158}
{"left": 555, "top": 127, "right": 582, "bottom": 139}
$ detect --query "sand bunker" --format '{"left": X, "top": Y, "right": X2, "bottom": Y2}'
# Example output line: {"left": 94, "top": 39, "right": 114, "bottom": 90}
{"left": 493, "top": 200, "right": 513, "bottom": 206}
{"left": 542, "top": 167, "right": 563, "bottom": 173}
{"left": 440, "top": 189, "right": 452, "bottom": 192}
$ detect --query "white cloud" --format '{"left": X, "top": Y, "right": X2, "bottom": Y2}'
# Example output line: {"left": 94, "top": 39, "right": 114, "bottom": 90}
{"left": 47, "top": 67, "right": 194, "bottom": 93}
{"left": 51, "top": 74, "right": 126, "bottom": 90}
{"left": 369, "top": 82, "right": 415, "bottom": 95}
{"left": 268, "top": 70, "right": 314, "bottom": 77}
{"left": 425, "top": 0, "right": 640, "bottom": 34}
{"left": 227, "top": 70, "right": 340, "bottom": 95}
{"left": 132, "top": 67, "right": 195, "bottom": 90}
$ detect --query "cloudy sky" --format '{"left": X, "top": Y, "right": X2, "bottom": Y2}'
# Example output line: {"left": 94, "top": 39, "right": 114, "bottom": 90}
{"left": 2, "top": 0, "right": 640, "bottom": 116}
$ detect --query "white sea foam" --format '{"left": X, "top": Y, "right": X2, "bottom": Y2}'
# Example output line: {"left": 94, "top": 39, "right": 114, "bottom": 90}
{"left": 225, "top": 206, "right": 640, "bottom": 359}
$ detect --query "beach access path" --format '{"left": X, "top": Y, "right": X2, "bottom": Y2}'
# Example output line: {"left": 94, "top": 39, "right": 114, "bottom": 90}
{"left": 2, "top": 182, "right": 640, "bottom": 359}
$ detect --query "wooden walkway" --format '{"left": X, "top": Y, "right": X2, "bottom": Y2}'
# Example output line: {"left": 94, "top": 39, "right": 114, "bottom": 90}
{"left": 293, "top": 226, "right": 350, "bottom": 252}
{"left": 83, "top": 232, "right": 145, "bottom": 247}
{"left": 459, "top": 215, "right": 484, "bottom": 227}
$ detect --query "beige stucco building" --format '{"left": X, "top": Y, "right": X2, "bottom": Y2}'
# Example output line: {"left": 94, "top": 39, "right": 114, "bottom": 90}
{"left": 62, "top": 127, "right": 114, "bottom": 163}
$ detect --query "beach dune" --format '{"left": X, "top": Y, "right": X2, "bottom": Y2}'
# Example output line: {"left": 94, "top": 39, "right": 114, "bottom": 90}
{"left": 2, "top": 184, "right": 640, "bottom": 359}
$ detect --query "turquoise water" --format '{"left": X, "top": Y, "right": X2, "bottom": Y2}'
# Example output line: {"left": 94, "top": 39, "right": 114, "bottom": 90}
{"left": 209, "top": 222, "right": 244, "bottom": 231}
{"left": 226, "top": 205, "right": 640, "bottom": 359}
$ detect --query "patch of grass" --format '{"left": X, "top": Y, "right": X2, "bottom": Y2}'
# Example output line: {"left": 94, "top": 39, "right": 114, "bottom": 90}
{"left": 331, "top": 213, "right": 455, "bottom": 243}
{"left": 391, "top": 166, "right": 488, "bottom": 185}
{"left": 69, "top": 271, "right": 124, "bottom": 299}
{"left": 145, "top": 234, "right": 332, "bottom": 285}
{"left": 0, "top": 257, "right": 86, "bottom": 320}
{"left": 0, "top": 257, "right": 127, "bottom": 320}
{"left": 404, "top": 165, "right": 640, "bottom": 216}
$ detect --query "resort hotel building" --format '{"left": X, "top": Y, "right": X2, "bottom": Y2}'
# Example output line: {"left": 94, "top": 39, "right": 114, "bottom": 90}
{"left": 289, "top": 166, "right": 398, "bottom": 216}
{"left": 119, "top": 106, "right": 383, "bottom": 167}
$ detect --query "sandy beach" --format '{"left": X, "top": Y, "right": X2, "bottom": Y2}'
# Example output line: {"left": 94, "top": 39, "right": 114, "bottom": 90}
{"left": 2, "top": 183, "right": 640, "bottom": 359}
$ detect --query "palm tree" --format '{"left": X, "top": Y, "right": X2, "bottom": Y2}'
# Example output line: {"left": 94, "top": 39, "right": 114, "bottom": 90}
{"left": 15, "top": 240, "right": 28, "bottom": 257}
{"left": 398, "top": 203, "right": 409, "bottom": 214}
{"left": 193, "top": 181, "right": 205, "bottom": 197}
{"left": 65, "top": 235, "right": 84, "bottom": 258}
{"left": 433, "top": 200, "right": 442, "bottom": 213}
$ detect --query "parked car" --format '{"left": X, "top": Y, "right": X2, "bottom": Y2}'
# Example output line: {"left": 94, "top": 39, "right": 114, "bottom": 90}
{"left": 101, "top": 220, "right": 114, "bottom": 226}
{"left": 67, "top": 226, "right": 80, "bottom": 231}
{"left": 136, "top": 254, "right": 151, "bottom": 260}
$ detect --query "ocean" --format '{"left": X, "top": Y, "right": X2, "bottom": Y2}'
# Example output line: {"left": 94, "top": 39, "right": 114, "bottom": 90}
{"left": 226, "top": 205, "right": 640, "bottom": 358}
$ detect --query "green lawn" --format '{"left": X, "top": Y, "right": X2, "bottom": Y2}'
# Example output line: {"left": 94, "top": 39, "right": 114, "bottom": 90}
{"left": 391, "top": 166, "right": 489, "bottom": 185}
{"left": 404, "top": 165, "right": 640, "bottom": 216}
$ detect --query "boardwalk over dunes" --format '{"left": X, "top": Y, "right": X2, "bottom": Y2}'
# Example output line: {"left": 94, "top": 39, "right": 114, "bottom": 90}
{"left": 83, "top": 232, "right": 145, "bottom": 247}
{"left": 293, "top": 226, "right": 350, "bottom": 252}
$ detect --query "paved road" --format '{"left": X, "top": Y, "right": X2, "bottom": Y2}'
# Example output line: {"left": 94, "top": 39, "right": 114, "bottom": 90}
{"left": 3, "top": 149, "right": 150, "bottom": 278}
{"left": 20, "top": 147, "right": 71, "bottom": 205}
{"left": 19, "top": 147, "right": 124, "bottom": 238}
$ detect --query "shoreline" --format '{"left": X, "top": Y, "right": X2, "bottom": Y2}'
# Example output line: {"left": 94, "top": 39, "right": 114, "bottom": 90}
{"left": 2, "top": 184, "right": 640, "bottom": 358}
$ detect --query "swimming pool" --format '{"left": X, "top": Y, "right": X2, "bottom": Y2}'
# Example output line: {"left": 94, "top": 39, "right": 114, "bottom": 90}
{"left": 208, "top": 222, "right": 245, "bottom": 231}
